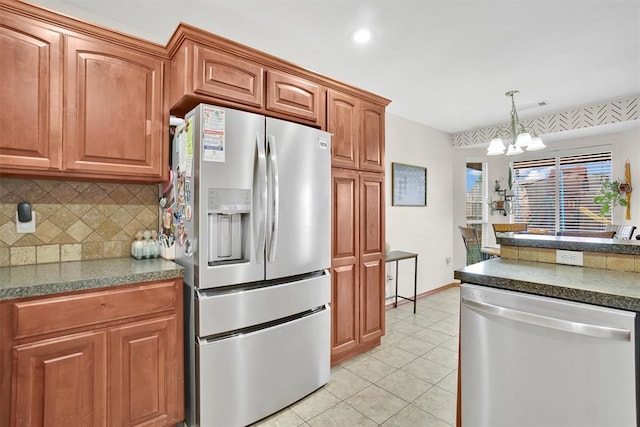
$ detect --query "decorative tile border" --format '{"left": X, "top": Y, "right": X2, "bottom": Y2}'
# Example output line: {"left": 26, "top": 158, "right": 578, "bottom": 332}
{"left": 501, "top": 245, "right": 640, "bottom": 273}
{"left": 451, "top": 96, "right": 639, "bottom": 147}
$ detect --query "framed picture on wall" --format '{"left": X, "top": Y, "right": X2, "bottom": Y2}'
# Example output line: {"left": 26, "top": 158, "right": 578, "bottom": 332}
{"left": 392, "top": 162, "right": 427, "bottom": 206}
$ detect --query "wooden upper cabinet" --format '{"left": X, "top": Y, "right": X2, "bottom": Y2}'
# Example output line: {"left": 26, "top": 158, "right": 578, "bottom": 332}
{"left": 0, "top": 12, "right": 62, "bottom": 172}
{"left": 0, "top": 4, "right": 168, "bottom": 183}
{"left": 327, "top": 89, "right": 386, "bottom": 171}
{"left": 266, "top": 70, "right": 324, "bottom": 126}
{"left": 359, "top": 101, "right": 385, "bottom": 172}
{"left": 327, "top": 89, "right": 358, "bottom": 169}
{"left": 168, "top": 25, "right": 337, "bottom": 126}
{"left": 63, "top": 35, "right": 166, "bottom": 181}
{"left": 194, "top": 44, "right": 264, "bottom": 108}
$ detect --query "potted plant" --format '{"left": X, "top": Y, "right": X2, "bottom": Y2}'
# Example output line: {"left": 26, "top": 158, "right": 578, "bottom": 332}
{"left": 593, "top": 179, "right": 628, "bottom": 217}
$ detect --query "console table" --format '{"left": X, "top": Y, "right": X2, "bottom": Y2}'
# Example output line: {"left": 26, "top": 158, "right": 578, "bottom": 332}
{"left": 385, "top": 251, "right": 418, "bottom": 313}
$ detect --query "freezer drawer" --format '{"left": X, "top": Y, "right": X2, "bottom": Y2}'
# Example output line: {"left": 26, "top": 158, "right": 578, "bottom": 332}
{"left": 197, "top": 306, "right": 330, "bottom": 427}
{"left": 196, "top": 272, "right": 329, "bottom": 336}
{"left": 460, "top": 284, "right": 638, "bottom": 427}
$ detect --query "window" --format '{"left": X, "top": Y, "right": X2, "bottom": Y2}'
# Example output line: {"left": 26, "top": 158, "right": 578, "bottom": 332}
{"left": 512, "top": 150, "right": 612, "bottom": 232}
{"left": 466, "top": 162, "right": 487, "bottom": 242}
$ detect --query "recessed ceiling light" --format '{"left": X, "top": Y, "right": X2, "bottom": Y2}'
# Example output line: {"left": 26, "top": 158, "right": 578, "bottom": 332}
{"left": 352, "top": 28, "right": 372, "bottom": 44}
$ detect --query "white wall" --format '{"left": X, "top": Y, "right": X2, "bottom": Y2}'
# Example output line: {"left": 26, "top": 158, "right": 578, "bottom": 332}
{"left": 451, "top": 125, "right": 640, "bottom": 269}
{"left": 385, "top": 113, "right": 454, "bottom": 298}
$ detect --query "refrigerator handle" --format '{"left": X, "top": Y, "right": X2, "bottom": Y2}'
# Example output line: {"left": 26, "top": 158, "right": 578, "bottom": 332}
{"left": 267, "top": 135, "right": 279, "bottom": 262}
{"left": 256, "top": 134, "right": 267, "bottom": 261}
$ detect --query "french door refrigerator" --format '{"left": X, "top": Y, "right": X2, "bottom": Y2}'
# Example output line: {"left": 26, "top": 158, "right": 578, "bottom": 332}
{"left": 172, "top": 104, "right": 331, "bottom": 427}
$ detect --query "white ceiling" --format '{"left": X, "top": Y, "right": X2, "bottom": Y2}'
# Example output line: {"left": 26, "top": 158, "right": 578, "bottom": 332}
{"left": 26, "top": 0, "right": 640, "bottom": 134}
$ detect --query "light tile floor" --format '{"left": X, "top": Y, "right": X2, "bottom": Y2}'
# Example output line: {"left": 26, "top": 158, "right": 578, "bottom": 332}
{"left": 254, "top": 286, "right": 460, "bottom": 427}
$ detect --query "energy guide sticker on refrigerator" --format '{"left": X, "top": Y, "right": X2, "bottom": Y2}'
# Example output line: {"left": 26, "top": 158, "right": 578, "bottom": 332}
{"left": 202, "top": 105, "right": 225, "bottom": 162}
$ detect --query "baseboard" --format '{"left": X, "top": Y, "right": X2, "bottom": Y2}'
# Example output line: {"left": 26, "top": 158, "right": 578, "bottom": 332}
{"left": 330, "top": 338, "right": 381, "bottom": 366}
{"left": 385, "top": 282, "right": 459, "bottom": 309}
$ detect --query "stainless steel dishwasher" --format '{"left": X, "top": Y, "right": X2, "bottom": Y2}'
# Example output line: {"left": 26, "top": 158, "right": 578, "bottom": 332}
{"left": 460, "top": 284, "right": 638, "bottom": 427}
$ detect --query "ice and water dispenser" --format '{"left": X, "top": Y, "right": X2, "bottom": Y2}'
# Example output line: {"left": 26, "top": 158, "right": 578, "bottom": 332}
{"left": 207, "top": 188, "right": 251, "bottom": 265}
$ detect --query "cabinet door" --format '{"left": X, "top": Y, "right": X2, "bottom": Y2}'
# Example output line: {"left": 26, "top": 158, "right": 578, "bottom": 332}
{"left": 327, "top": 90, "right": 358, "bottom": 169}
{"left": 330, "top": 168, "right": 360, "bottom": 360}
{"left": 359, "top": 101, "right": 385, "bottom": 172}
{"left": 109, "top": 315, "right": 182, "bottom": 427}
{"left": 11, "top": 331, "right": 107, "bottom": 427}
{"left": 64, "top": 35, "right": 166, "bottom": 181}
{"left": 266, "top": 70, "right": 324, "bottom": 125}
{"left": 0, "top": 13, "right": 62, "bottom": 172}
{"left": 359, "top": 172, "right": 385, "bottom": 343}
{"left": 194, "top": 44, "right": 264, "bottom": 108}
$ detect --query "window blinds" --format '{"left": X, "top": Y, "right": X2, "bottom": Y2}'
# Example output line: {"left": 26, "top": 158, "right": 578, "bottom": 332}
{"left": 512, "top": 151, "right": 612, "bottom": 232}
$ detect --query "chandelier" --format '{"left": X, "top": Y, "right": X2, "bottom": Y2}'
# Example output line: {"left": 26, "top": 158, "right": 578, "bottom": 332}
{"left": 486, "top": 90, "right": 546, "bottom": 156}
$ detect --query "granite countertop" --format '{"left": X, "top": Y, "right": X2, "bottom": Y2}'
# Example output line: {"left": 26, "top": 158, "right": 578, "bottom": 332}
{"left": 455, "top": 258, "right": 640, "bottom": 311}
{"left": 497, "top": 233, "right": 640, "bottom": 255}
{"left": 0, "top": 258, "right": 184, "bottom": 301}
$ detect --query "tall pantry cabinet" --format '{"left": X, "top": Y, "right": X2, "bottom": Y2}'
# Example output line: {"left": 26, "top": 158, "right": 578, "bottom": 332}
{"left": 328, "top": 89, "right": 388, "bottom": 365}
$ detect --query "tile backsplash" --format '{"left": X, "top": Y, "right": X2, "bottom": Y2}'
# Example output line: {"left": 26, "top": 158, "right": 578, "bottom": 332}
{"left": 500, "top": 245, "right": 640, "bottom": 272}
{"left": 0, "top": 179, "right": 159, "bottom": 267}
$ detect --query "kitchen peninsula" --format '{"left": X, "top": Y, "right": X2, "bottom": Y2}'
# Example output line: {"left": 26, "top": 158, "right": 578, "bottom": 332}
{"left": 455, "top": 235, "right": 640, "bottom": 426}
{"left": 455, "top": 234, "right": 640, "bottom": 310}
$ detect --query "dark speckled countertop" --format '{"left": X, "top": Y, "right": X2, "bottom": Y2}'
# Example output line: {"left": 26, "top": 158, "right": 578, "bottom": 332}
{"left": 497, "top": 233, "right": 640, "bottom": 254}
{"left": 455, "top": 258, "right": 640, "bottom": 311}
{"left": 0, "top": 258, "right": 184, "bottom": 301}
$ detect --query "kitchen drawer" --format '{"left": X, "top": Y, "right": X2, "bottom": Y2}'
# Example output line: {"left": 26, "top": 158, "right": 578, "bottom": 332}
{"left": 197, "top": 273, "right": 330, "bottom": 337}
{"left": 197, "top": 307, "right": 330, "bottom": 426}
{"left": 12, "top": 280, "right": 178, "bottom": 339}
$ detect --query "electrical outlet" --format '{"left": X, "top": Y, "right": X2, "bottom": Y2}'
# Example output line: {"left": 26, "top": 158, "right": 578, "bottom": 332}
{"left": 446, "top": 257, "right": 451, "bottom": 266}
{"left": 16, "top": 211, "right": 36, "bottom": 234}
{"left": 556, "top": 249, "right": 583, "bottom": 266}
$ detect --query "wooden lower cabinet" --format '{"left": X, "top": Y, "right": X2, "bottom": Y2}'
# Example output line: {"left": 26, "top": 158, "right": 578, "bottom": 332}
{"left": 109, "top": 315, "right": 181, "bottom": 426}
{"left": 331, "top": 168, "right": 385, "bottom": 365}
{"left": 331, "top": 263, "right": 359, "bottom": 356}
{"left": 12, "top": 331, "right": 107, "bottom": 427}
{"left": 1, "top": 279, "right": 184, "bottom": 427}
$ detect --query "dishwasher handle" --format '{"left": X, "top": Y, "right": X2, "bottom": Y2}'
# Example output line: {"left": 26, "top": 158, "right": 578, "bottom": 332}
{"left": 461, "top": 296, "right": 631, "bottom": 342}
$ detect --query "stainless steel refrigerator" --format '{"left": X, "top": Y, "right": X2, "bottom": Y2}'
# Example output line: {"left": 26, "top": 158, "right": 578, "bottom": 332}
{"left": 170, "top": 104, "right": 331, "bottom": 427}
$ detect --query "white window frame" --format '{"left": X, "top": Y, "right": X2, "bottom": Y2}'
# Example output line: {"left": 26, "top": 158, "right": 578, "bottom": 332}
{"left": 511, "top": 145, "right": 612, "bottom": 233}
{"left": 465, "top": 159, "right": 488, "bottom": 245}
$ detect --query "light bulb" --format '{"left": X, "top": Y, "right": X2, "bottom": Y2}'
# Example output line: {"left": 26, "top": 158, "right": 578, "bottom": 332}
{"left": 515, "top": 132, "right": 532, "bottom": 147}
{"left": 353, "top": 28, "right": 372, "bottom": 44}
{"left": 487, "top": 138, "right": 505, "bottom": 155}
{"left": 527, "top": 136, "right": 546, "bottom": 151}
{"left": 505, "top": 144, "right": 524, "bottom": 156}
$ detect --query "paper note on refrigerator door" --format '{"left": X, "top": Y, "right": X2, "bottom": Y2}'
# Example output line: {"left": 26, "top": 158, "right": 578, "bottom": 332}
{"left": 202, "top": 106, "right": 226, "bottom": 162}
